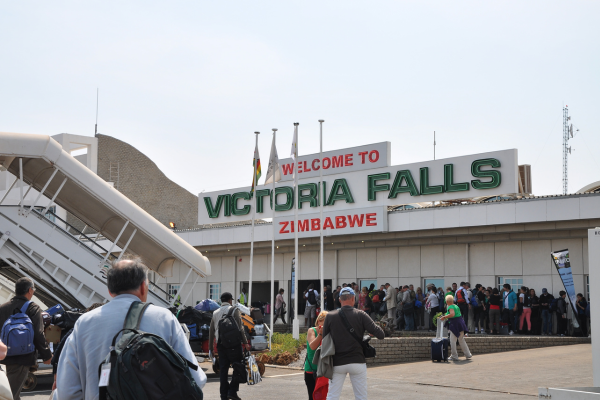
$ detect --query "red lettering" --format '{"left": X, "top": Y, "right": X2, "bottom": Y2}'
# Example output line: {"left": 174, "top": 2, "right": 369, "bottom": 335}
{"left": 298, "top": 219, "right": 309, "bottom": 232}
{"left": 323, "top": 217, "right": 334, "bottom": 230}
{"left": 323, "top": 157, "right": 331, "bottom": 169}
{"left": 368, "top": 150, "right": 379, "bottom": 163}
{"left": 332, "top": 155, "right": 343, "bottom": 168}
{"left": 311, "top": 218, "right": 320, "bottom": 231}
{"left": 347, "top": 214, "right": 364, "bottom": 227}
{"left": 282, "top": 164, "right": 294, "bottom": 175}
{"left": 298, "top": 162, "right": 303, "bottom": 173}
{"left": 358, "top": 151, "right": 368, "bottom": 164}
{"left": 279, "top": 221, "right": 289, "bottom": 234}
{"left": 303, "top": 160, "right": 311, "bottom": 172}
{"left": 312, "top": 159, "right": 320, "bottom": 171}
{"left": 366, "top": 213, "right": 377, "bottom": 226}
{"left": 290, "top": 221, "right": 295, "bottom": 232}
{"left": 335, "top": 216, "right": 347, "bottom": 229}
{"left": 345, "top": 154, "right": 353, "bottom": 166}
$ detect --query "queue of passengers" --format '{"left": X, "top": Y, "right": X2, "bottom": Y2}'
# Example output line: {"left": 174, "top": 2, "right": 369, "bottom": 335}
{"left": 294, "top": 281, "right": 588, "bottom": 337}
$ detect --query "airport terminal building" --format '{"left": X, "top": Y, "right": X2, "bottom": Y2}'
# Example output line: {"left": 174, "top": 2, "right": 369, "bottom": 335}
{"left": 1, "top": 133, "right": 597, "bottom": 319}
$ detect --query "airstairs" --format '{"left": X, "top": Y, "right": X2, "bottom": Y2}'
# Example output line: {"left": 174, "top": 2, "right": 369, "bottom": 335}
{"left": 0, "top": 132, "right": 210, "bottom": 309}
{"left": 0, "top": 205, "right": 169, "bottom": 308}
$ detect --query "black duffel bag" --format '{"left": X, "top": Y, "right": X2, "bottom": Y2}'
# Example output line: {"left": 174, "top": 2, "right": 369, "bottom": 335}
{"left": 52, "top": 311, "right": 83, "bottom": 330}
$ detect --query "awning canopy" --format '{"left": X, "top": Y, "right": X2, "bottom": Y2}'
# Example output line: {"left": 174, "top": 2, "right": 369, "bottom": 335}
{"left": 0, "top": 132, "right": 210, "bottom": 277}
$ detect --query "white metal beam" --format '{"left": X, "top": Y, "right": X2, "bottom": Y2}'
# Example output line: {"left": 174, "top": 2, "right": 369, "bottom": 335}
{"left": 25, "top": 169, "right": 59, "bottom": 217}
{"left": 116, "top": 228, "right": 137, "bottom": 261}
{"left": 100, "top": 220, "right": 129, "bottom": 265}
{"left": 42, "top": 178, "right": 67, "bottom": 216}
{"left": 171, "top": 266, "right": 193, "bottom": 306}
{"left": 0, "top": 176, "right": 18, "bottom": 205}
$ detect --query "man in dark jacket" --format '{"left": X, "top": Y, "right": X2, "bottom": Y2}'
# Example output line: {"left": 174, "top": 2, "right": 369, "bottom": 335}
{"left": 324, "top": 285, "right": 334, "bottom": 311}
{"left": 0, "top": 278, "right": 52, "bottom": 399}
{"left": 323, "top": 287, "right": 384, "bottom": 399}
{"left": 556, "top": 291, "right": 568, "bottom": 336}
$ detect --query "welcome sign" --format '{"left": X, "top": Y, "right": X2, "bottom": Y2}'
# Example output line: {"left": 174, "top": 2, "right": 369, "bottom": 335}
{"left": 198, "top": 146, "right": 519, "bottom": 236}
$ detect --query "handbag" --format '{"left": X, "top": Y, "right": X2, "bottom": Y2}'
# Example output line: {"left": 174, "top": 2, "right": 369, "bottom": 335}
{"left": 313, "top": 376, "right": 329, "bottom": 400}
{"left": 339, "top": 309, "right": 376, "bottom": 358}
{"left": 245, "top": 353, "right": 262, "bottom": 385}
{"left": 0, "top": 365, "right": 12, "bottom": 400}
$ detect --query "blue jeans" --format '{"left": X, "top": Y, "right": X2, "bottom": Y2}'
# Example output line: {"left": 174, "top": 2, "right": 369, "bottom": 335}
{"left": 404, "top": 313, "right": 415, "bottom": 331}
{"left": 542, "top": 309, "right": 553, "bottom": 334}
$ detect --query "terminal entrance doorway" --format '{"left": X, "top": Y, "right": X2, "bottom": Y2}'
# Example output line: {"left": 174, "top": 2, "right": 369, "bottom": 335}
{"left": 240, "top": 281, "right": 280, "bottom": 307}
{"left": 291, "top": 279, "right": 333, "bottom": 317}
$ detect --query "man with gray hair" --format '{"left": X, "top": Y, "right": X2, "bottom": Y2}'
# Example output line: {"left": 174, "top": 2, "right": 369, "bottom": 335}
{"left": 56, "top": 258, "right": 206, "bottom": 399}
{"left": 322, "top": 287, "right": 384, "bottom": 400}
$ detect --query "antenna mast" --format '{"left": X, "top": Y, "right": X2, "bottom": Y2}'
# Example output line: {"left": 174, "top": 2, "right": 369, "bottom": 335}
{"left": 95, "top": 88, "right": 99, "bottom": 137}
{"left": 562, "top": 106, "right": 572, "bottom": 195}
{"left": 434, "top": 131, "right": 436, "bottom": 160}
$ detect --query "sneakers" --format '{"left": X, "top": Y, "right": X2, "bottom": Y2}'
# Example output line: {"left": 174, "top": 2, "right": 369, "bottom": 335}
{"left": 509, "top": 331, "right": 514, "bottom": 335}
{"left": 466, "top": 355, "right": 473, "bottom": 360}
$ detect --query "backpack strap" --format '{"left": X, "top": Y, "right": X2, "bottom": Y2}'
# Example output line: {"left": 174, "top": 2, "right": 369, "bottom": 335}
{"left": 20, "top": 301, "right": 31, "bottom": 314}
{"left": 338, "top": 309, "right": 364, "bottom": 348}
{"left": 123, "top": 301, "right": 152, "bottom": 331}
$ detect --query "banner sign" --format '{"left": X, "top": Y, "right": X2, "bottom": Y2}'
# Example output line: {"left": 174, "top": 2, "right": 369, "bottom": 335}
{"left": 199, "top": 147, "right": 519, "bottom": 227}
{"left": 274, "top": 206, "right": 387, "bottom": 239}
{"left": 551, "top": 249, "right": 580, "bottom": 328}
{"left": 278, "top": 142, "right": 391, "bottom": 181}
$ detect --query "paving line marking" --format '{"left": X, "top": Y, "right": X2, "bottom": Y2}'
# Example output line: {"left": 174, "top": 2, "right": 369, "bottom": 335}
{"left": 263, "top": 372, "right": 305, "bottom": 378}
{"left": 413, "top": 382, "right": 536, "bottom": 397}
{"left": 368, "top": 377, "right": 535, "bottom": 397}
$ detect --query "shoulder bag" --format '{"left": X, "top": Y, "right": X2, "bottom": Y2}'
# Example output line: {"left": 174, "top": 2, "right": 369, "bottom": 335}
{"left": 338, "top": 309, "right": 376, "bottom": 358}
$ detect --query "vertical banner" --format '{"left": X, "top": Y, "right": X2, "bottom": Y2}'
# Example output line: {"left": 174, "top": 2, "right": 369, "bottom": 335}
{"left": 550, "top": 249, "right": 580, "bottom": 328}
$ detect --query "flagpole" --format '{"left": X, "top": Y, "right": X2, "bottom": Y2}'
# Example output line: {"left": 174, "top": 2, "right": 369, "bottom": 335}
{"left": 249, "top": 131, "right": 259, "bottom": 308}
{"left": 270, "top": 128, "right": 277, "bottom": 345}
{"left": 293, "top": 122, "right": 300, "bottom": 340}
{"left": 318, "top": 120, "right": 325, "bottom": 307}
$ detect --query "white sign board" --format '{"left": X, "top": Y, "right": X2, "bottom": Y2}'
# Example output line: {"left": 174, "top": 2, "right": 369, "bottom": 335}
{"left": 278, "top": 142, "right": 391, "bottom": 181}
{"left": 199, "top": 147, "right": 519, "bottom": 229}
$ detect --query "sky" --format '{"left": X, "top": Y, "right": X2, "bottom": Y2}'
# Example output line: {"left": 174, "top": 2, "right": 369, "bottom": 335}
{"left": 1, "top": 1, "right": 599, "bottom": 196}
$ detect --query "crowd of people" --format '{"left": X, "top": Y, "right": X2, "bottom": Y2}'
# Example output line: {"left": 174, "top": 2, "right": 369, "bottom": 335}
{"left": 294, "top": 281, "right": 589, "bottom": 337}
{"left": 0, "top": 267, "right": 588, "bottom": 400}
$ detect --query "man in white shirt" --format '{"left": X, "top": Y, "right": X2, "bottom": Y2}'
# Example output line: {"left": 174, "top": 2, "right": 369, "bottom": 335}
{"left": 56, "top": 258, "right": 206, "bottom": 399}
{"left": 304, "top": 283, "right": 319, "bottom": 327}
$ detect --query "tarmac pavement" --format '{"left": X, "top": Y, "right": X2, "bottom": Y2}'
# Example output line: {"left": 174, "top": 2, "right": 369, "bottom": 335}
{"left": 22, "top": 343, "right": 592, "bottom": 399}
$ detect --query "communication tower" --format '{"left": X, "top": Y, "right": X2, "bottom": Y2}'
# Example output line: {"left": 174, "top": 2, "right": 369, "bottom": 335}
{"left": 562, "top": 106, "right": 573, "bottom": 195}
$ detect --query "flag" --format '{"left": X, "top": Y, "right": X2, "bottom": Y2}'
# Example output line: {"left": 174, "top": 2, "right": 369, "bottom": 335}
{"left": 290, "top": 125, "right": 298, "bottom": 161}
{"left": 251, "top": 144, "right": 261, "bottom": 193}
{"left": 290, "top": 124, "right": 298, "bottom": 179}
{"left": 265, "top": 134, "right": 281, "bottom": 184}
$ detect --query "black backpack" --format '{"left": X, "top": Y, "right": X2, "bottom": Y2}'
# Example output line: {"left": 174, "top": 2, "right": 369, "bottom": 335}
{"left": 307, "top": 290, "right": 317, "bottom": 305}
{"left": 218, "top": 306, "right": 243, "bottom": 349}
{"left": 98, "top": 302, "right": 203, "bottom": 400}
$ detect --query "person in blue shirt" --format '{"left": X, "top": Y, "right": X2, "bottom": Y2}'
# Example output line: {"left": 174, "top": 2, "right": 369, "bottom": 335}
{"left": 501, "top": 283, "right": 519, "bottom": 335}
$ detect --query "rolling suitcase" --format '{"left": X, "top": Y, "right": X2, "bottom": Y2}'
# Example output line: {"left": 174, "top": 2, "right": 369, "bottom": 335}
{"left": 431, "top": 318, "right": 449, "bottom": 362}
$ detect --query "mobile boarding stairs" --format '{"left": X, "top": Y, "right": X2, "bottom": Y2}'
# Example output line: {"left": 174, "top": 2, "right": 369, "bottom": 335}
{"left": 0, "top": 132, "right": 211, "bottom": 310}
